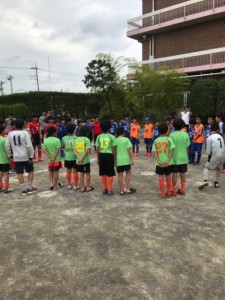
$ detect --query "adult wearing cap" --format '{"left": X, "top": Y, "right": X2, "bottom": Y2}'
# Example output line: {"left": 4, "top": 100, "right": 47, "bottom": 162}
{"left": 144, "top": 117, "right": 153, "bottom": 156}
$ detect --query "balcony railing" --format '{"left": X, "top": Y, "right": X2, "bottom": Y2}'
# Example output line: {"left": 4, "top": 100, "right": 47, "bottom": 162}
{"left": 127, "top": 0, "right": 225, "bottom": 35}
{"left": 128, "top": 47, "right": 225, "bottom": 75}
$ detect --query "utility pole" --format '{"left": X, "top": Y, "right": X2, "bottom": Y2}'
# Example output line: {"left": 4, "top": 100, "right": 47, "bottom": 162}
{"left": 0, "top": 81, "right": 5, "bottom": 96}
{"left": 31, "top": 63, "right": 40, "bottom": 91}
{"left": 7, "top": 75, "right": 13, "bottom": 94}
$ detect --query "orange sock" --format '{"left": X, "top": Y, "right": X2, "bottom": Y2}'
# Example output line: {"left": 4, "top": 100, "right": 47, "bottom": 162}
{"left": 108, "top": 176, "right": 113, "bottom": 192}
{"left": 173, "top": 185, "right": 177, "bottom": 194}
{"left": 159, "top": 177, "right": 165, "bottom": 196}
{"left": 180, "top": 180, "right": 186, "bottom": 193}
{"left": 66, "top": 171, "right": 72, "bottom": 185}
{"left": 73, "top": 172, "right": 78, "bottom": 186}
{"left": 101, "top": 176, "right": 107, "bottom": 190}
{"left": 166, "top": 177, "right": 172, "bottom": 195}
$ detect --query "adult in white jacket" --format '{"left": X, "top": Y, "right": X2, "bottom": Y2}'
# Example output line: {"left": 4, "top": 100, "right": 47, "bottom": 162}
{"left": 5, "top": 118, "right": 38, "bottom": 196}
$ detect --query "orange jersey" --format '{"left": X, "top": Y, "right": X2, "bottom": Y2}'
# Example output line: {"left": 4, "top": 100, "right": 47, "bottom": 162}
{"left": 130, "top": 123, "right": 140, "bottom": 138}
{"left": 194, "top": 124, "right": 204, "bottom": 143}
{"left": 144, "top": 123, "right": 153, "bottom": 139}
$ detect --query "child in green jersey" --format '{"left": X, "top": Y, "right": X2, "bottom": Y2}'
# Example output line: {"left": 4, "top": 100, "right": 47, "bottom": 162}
{"left": 152, "top": 124, "right": 175, "bottom": 198}
{"left": 95, "top": 120, "right": 116, "bottom": 195}
{"left": 62, "top": 123, "right": 79, "bottom": 191}
{"left": 43, "top": 126, "right": 62, "bottom": 191}
{"left": 115, "top": 127, "right": 136, "bottom": 195}
{"left": 170, "top": 118, "right": 190, "bottom": 196}
{"left": 74, "top": 126, "right": 93, "bottom": 192}
{"left": 0, "top": 125, "right": 12, "bottom": 193}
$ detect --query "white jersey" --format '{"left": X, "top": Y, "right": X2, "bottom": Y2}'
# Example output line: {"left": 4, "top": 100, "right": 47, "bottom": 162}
{"left": 181, "top": 111, "right": 190, "bottom": 125}
{"left": 206, "top": 133, "right": 225, "bottom": 169}
{"left": 5, "top": 130, "right": 34, "bottom": 162}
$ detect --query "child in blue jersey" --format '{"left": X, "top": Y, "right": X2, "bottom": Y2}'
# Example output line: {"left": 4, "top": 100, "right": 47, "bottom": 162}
{"left": 120, "top": 115, "right": 131, "bottom": 138}
{"left": 188, "top": 117, "right": 196, "bottom": 163}
{"left": 153, "top": 120, "right": 160, "bottom": 141}
{"left": 58, "top": 118, "right": 67, "bottom": 158}
{"left": 109, "top": 117, "right": 117, "bottom": 136}
{"left": 76, "top": 121, "right": 83, "bottom": 137}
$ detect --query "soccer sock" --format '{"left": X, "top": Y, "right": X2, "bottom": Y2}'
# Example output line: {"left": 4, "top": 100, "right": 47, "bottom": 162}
{"left": 173, "top": 185, "right": 177, "bottom": 194}
{"left": 166, "top": 177, "right": 172, "bottom": 195}
{"left": 28, "top": 182, "right": 33, "bottom": 189}
{"left": 180, "top": 180, "right": 186, "bottom": 193}
{"left": 20, "top": 184, "right": 25, "bottom": 191}
{"left": 0, "top": 182, "right": 3, "bottom": 189}
{"left": 146, "top": 145, "right": 149, "bottom": 153}
{"left": 33, "top": 151, "right": 36, "bottom": 160}
{"left": 73, "top": 172, "right": 78, "bottom": 186}
{"left": 132, "top": 144, "right": 135, "bottom": 153}
{"left": 197, "top": 151, "right": 201, "bottom": 163}
{"left": 66, "top": 171, "right": 72, "bottom": 186}
{"left": 101, "top": 175, "right": 107, "bottom": 190}
{"left": 108, "top": 176, "right": 113, "bottom": 192}
{"left": 159, "top": 177, "right": 165, "bottom": 196}
{"left": 38, "top": 149, "right": 42, "bottom": 159}
{"left": 136, "top": 145, "right": 139, "bottom": 154}
{"left": 4, "top": 183, "right": 9, "bottom": 190}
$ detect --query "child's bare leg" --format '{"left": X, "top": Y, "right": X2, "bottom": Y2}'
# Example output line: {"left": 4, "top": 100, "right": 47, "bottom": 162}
{"left": 124, "top": 170, "right": 131, "bottom": 192}
{"left": 49, "top": 170, "right": 54, "bottom": 188}
{"left": 118, "top": 172, "right": 124, "bottom": 193}
{"left": 28, "top": 170, "right": 34, "bottom": 189}
{"left": 0, "top": 171, "right": 3, "bottom": 190}
{"left": 4, "top": 171, "right": 9, "bottom": 190}
{"left": 86, "top": 173, "right": 91, "bottom": 190}
{"left": 80, "top": 173, "right": 85, "bottom": 191}
{"left": 172, "top": 173, "right": 178, "bottom": 195}
{"left": 180, "top": 173, "right": 186, "bottom": 193}
{"left": 18, "top": 173, "right": 25, "bottom": 184}
{"left": 53, "top": 171, "right": 59, "bottom": 190}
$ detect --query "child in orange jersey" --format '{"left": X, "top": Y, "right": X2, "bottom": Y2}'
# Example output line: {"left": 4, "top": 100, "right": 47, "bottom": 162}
{"left": 144, "top": 117, "right": 153, "bottom": 156}
{"left": 152, "top": 124, "right": 175, "bottom": 198}
{"left": 191, "top": 115, "right": 204, "bottom": 165}
{"left": 130, "top": 117, "right": 140, "bottom": 156}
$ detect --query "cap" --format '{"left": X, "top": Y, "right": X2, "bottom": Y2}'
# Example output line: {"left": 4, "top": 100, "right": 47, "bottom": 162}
{"left": 145, "top": 117, "right": 150, "bottom": 121}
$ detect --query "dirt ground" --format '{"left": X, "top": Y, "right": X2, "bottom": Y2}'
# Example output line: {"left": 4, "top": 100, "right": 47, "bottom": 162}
{"left": 1, "top": 144, "right": 225, "bottom": 300}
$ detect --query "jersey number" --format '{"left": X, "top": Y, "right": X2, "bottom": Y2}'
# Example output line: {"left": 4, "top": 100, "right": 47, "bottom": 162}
{"left": 13, "top": 135, "right": 21, "bottom": 146}
{"left": 218, "top": 138, "right": 223, "bottom": 149}
{"left": 76, "top": 142, "right": 85, "bottom": 152}
{"left": 100, "top": 138, "right": 110, "bottom": 149}
{"left": 156, "top": 141, "right": 169, "bottom": 154}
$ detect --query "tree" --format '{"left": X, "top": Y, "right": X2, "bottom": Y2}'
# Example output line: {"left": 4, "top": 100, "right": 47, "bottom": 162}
{"left": 129, "top": 66, "right": 190, "bottom": 120}
{"left": 217, "top": 78, "right": 225, "bottom": 114}
{"left": 83, "top": 53, "right": 136, "bottom": 118}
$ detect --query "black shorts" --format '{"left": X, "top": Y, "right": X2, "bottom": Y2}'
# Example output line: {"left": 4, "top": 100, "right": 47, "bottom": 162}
{"left": 32, "top": 133, "right": 41, "bottom": 146}
{"left": 117, "top": 165, "right": 131, "bottom": 173}
{"left": 15, "top": 161, "right": 34, "bottom": 174}
{"left": 99, "top": 153, "right": 115, "bottom": 177}
{"left": 156, "top": 165, "right": 172, "bottom": 176}
{"left": 172, "top": 164, "right": 187, "bottom": 174}
{"left": 0, "top": 163, "right": 10, "bottom": 172}
{"left": 76, "top": 163, "right": 90, "bottom": 173}
{"left": 64, "top": 160, "right": 77, "bottom": 170}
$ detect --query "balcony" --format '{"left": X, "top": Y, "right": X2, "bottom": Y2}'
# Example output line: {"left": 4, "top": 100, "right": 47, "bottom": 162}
{"left": 127, "top": 47, "right": 225, "bottom": 76}
{"left": 127, "top": 0, "right": 225, "bottom": 40}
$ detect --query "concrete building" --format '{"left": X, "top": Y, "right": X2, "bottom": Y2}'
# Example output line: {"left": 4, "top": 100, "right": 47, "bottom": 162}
{"left": 127, "top": 0, "right": 225, "bottom": 76}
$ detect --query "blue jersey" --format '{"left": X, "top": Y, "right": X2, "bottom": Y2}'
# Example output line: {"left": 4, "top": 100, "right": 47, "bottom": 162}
{"left": 170, "top": 126, "right": 175, "bottom": 134}
{"left": 85, "top": 123, "right": 93, "bottom": 131}
{"left": 153, "top": 126, "right": 160, "bottom": 140}
{"left": 205, "top": 125, "right": 211, "bottom": 139}
{"left": 188, "top": 127, "right": 195, "bottom": 142}
{"left": 76, "top": 126, "right": 82, "bottom": 136}
{"left": 120, "top": 121, "right": 131, "bottom": 138}
{"left": 109, "top": 122, "right": 117, "bottom": 135}
{"left": 58, "top": 124, "right": 67, "bottom": 140}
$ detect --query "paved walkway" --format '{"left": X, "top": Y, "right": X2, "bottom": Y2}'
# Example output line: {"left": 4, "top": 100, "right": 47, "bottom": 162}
{"left": 1, "top": 146, "right": 225, "bottom": 299}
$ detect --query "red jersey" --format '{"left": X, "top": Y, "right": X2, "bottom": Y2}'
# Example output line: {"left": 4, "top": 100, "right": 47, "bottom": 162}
{"left": 92, "top": 122, "right": 101, "bottom": 135}
{"left": 29, "top": 121, "right": 40, "bottom": 135}
{"left": 45, "top": 123, "right": 58, "bottom": 134}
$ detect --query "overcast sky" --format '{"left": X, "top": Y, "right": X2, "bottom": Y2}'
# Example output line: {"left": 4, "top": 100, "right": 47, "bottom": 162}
{"left": 0, "top": 0, "right": 141, "bottom": 95}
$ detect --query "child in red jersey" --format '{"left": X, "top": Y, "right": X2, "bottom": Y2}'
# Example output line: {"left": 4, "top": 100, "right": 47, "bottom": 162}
{"left": 29, "top": 114, "right": 44, "bottom": 162}
{"left": 92, "top": 117, "right": 101, "bottom": 153}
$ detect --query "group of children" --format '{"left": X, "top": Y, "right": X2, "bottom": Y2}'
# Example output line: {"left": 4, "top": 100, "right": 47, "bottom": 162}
{"left": 1, "top": 112, "right": 225, "bottom": 198}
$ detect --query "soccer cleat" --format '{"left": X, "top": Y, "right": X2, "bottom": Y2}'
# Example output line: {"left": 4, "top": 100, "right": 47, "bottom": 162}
{"left": 144, "top": 152, "right": 148, "bottom": 156}
{"left": 134, "top": 153, "right": 138, "bottom": 157}
{"left": 33, "top": 159, "right": 39, "bottom": 163}
{"left": 147, "top": 153, "right": 151, "bottom": 156}
{"left": 58, "top": 182, "right": 64, "bottom": 188}
{"left": 102, "top": 189, "right": 108, "bottom": 195}
{"left": 177, "top": 189, "right": 185, "bottom": 196}
{"left": 214, "top": 182, "right": 220, "bottom": 188}
{"left": 131, "top": 152, "right": 135, "bottom": 156}
{"left": 107, "top": 191, "right": 114, "bottom": 196}
{"left": 38, "top": 158, "right": 44, "bottom": 162}
{"left": 165, "top": 192, "right": 172, "bottom": 198}
{"left": 68, "top": 185, "right": 72, "bottom": 190}
{"left": 73, "top": 186, "right": 79, "bottom": 191}
{"left": 21, "top": 189, "right": 28, "bottom": 196}
{"left": 220, "top": 169, "right": 225, "bottom": 173}
{"left": 199, "top": 181, "right": 209, "bottom": 190}
{"left": 194, "top": 162, "right": 200, "bottom": 166}
{"left": 4, "top": 189, "right": 13, "bottom": 194}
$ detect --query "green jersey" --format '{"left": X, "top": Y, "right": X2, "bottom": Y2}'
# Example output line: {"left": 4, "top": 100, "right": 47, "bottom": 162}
{"left": 75, "top": 137, "right": 91, "bottom": 165}
{"left": 95, "top": 133, "right": 116, "bottom": 154}
{"left": 0, "top": 136, "right": 9, "bottom": 164}
{"left": 43, "top": 137, "right": 61, "bottom": 162}
{"left": 152, "top": 136, "right": 175, "bottom": 166}
{"left": 170, "top": 131, "right": 190, "bottom": 165}
{"left": 115, "top": 136, "right": 132, "bottom": 166}
{"left": 62, "top": 135, "right": 76, "bottom": 161}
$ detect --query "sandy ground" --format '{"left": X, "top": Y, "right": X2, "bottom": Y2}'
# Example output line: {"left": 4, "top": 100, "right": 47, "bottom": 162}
{"left": 1, "top": 145, "right": 225, "bottom": 300}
